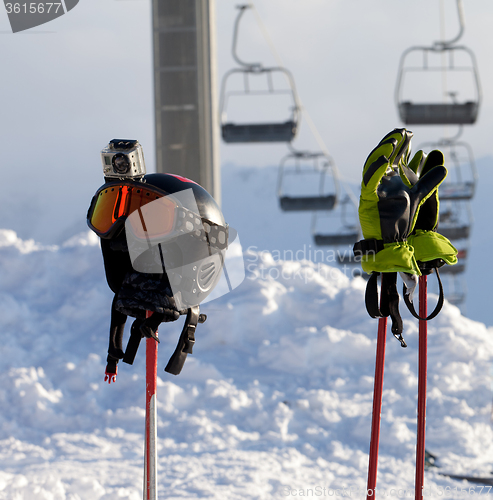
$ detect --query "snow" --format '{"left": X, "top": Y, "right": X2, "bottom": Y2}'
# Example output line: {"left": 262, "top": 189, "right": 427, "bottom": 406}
{"left": 0, "top": 170, "right": 492, "bottom": 499}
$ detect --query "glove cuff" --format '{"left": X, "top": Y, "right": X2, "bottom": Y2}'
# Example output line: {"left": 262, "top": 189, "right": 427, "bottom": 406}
{"left": 356, "top": 240, "right": 421, "bottom": 275}
{"left": 408, "top": 230, "right": 458, "bottom": 266}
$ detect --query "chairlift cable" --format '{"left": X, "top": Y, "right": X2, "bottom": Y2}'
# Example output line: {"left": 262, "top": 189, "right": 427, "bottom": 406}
{"left": 439, "top": 0, "right": 448, "bottom": 109}
{"left": 435, "top": 0, "right": 465, "bottom": 49}
{"left": 250, "top": 6, "right": 332, "bottom": 162}
{"left": 232, "top": 5, "right": 261, "bottom": 69}
{"left": 220, "top": 4, "right": 300, "bottom": 144}
{"left": 440, "top": 0, "right": 450, "bottom": 140}
{"left": 250, "top": 4, "right": 358, "bottom": 208}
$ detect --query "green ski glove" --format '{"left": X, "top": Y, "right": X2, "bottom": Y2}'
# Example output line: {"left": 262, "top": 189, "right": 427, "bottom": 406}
{"left": 355, "top": 128, "right": 448, "bottom": 275}
{"left": 402, "top": 149, "right": 458, "bottom": 270}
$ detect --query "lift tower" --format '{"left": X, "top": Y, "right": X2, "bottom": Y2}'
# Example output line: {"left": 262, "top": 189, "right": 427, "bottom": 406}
{"left": 152, "top": 0, "right": 220, "bottom": 203}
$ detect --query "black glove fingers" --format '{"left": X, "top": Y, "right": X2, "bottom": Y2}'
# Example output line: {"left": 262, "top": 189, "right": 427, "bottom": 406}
{"left": 389, "top": 129, "right": 413, "bottom": 168}
{"left": 399, "top": 163, "right": 419, "bottom": 188}
{"left": 363, "top": 136, "right": 398, "bottom": 185}
{"left": 362, "top": 129, "right": 413, "bottom": 192}
{"left": 363, "top": 154, "right": 390, "bottom": 188}
{"left": 419, "top": 150, "right": 444, "bottom": 177}
{"left": 414, "top": 192, "right": 439, "bottom": 231}
{"left": 411, "top": 165, "right": 447, "bottom": 207}
{"left": 404, "top": 150, "right": 444, "bottom": 232}
{"left": 378, "top": 128, "right": 409, "bottom": 154}
{"left": 407, "top": 150, "right": 426, "bottom": 175}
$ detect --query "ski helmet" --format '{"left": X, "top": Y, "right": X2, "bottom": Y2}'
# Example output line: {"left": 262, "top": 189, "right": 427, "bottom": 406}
{"left": 88, "top": 173, "right": 229, "bottom": 309}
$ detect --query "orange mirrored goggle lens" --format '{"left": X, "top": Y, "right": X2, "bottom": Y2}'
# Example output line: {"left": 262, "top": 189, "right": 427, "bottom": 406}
{"left": 90, "top": 186, "right": 124, "bottom": 234}
{"left": 90, "top": 185, "right": 176, "bottom": 237}
{"left": 127, "top": 195, "right": 176, "bottom": 240}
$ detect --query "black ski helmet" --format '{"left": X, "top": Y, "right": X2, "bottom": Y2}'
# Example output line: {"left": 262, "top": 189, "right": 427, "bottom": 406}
{"left": 91, "top": 172, "right": 228, "bottom": 310}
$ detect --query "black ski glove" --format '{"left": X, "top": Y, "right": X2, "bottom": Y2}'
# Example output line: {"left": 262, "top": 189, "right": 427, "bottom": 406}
{"left": 355, "top": 128, "right": 448, "bottom": 275}
{"left": 355, "top": 129, "right": 447, "bottom": 347}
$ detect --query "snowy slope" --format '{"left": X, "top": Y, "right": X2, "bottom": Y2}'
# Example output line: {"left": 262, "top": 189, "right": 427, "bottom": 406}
{"left": 0, "top": 228, "right": 492, "bottom": 499}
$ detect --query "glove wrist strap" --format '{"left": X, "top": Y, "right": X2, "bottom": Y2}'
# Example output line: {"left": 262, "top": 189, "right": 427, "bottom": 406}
{"left": 365, "top": 272, "right": 407, "bottom": 348}
{"left": 403, "top": 268, "right": 444, "bottom": 321}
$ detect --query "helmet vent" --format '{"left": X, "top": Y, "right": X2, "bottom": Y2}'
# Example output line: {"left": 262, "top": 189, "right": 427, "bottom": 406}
{"left": 198, "top": 261, "right": 216, "bottom": 291}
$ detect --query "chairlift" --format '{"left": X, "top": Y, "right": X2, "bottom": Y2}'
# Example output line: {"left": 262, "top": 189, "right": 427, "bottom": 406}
{"left": 440, "top": 263, "right": 466, "bottom": 275}
{"left": 277, "top": 150, "right": 339, "bottom": 212}
{"left": 395, "top": 0, "right": 481, "bottom": 126}
{"left": 447, "top": 292, "right": 465, "bottom": 306}
{"left": 219, "top": 5, "right": 301, "bottom": 144}
{"left": 439, "top": 225, "right": 470, "bottom": 241}
{"left": 443, "top": 274, "right": 466, "bottom": 305}
{"left": 311, "top": 196, "right": 361, "bottom": 264}
{"left": 438, "top": 201, "right": 472, "bottom": 241}
{"left": 427, "top": 265, "right": 466, "bottom": 305}
{"left": 419, "top": 134, "right": 477, "bottom": 201}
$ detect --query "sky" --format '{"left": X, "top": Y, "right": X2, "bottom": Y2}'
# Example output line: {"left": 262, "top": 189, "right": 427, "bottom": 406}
{"left": 0, "top": 0, "right": 491, "bottom": 220}
{"left": 0, "top": 0, "right": 490, "bottom": 318}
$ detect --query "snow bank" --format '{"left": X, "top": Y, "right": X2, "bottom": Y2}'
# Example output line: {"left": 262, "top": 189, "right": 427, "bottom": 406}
{"left": 0, "top": 229, "right": 492, "bottom": 499}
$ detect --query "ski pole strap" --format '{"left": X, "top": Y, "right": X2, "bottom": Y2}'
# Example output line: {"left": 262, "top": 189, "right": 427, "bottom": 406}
{"left": 122, "top": 318, "right": 144, "bottom": 365}
{"left": 108, "top": 296, "right": 127, "bottom": 359}
{"left": 365, "top": 272, "right": 384, "bottom": 319}
{"left": 353, "top": 238, "right": 385, "bottom": 257}
{"left": 165, "top": 306, "right": 206, "bottom": 376}
{"left": 105, "top": 297, "right": 128, "bottom": 377}
{"left": 403, "top": 267, "right": 444, "bottom": 321}
{"left": 365, "top": 272, "right": 407, "bottom": 348}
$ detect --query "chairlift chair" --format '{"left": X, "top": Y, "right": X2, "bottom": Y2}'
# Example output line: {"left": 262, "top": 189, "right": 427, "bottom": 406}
{"left": 220, "top": 5, "right": 301, "bottom": 144}
{"left": 439, "top": 224, "right": 470, "bottom": 241}
{"left": 395, "top": 45, "right": 481, "bottom": 126}
{"left": 447, "top": 292, "right": 465, "bottom": 305}
{"left": 438, "top": 201, "right": 472, "bottom": 241}
{"left": 439, "top": 263, "right": 466, "bottom": 275}
{"left": 427, "top": 266, "right": 466, "bottom": 304}
{"left": 396, "top": 0, "right": 481, "bottom": 126}
{"left": 311, "top": 196, "right": 361, "bottom": 264}
{"left": 443, "top": 274, "right": 466, "bottom": 305}
{"left": 277, "top": 151, "right": 339, "bottom": 212}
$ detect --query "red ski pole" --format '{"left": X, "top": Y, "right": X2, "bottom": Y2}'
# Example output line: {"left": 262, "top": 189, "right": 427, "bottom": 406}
{"left": 415, "top": 275, "right": 428, "bottom": 500}
{"left": 366, "top": 316, "right": 388, "bottom": 500}
{"left": 144, "top": 311, "right": 158, "bottom": 500}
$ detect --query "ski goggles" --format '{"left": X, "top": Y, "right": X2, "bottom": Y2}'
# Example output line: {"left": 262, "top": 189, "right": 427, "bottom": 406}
{"left": 87, "top": 181, "right": 229, "bottom": 249}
